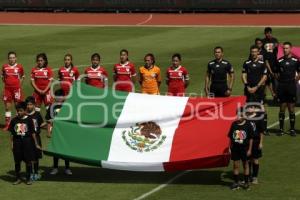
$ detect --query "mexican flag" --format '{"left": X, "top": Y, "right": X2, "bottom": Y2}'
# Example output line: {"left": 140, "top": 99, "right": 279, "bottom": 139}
{"left": 45, "top": 83, "right": 245, "bottom": 172}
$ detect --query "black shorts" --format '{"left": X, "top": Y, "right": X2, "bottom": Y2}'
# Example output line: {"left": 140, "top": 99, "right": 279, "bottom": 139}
{"left": 249, "top": 141, "right": 262, "bottom": 159}
{"left": 231, "top": 146, "right": 248, "bottom": 162}
{"left": 13, "top": 137, "right": 35, "bottom": 163}
{"left": 210, "top": 82, "right": 228, "bottom": 97}
{"left": 244, "top": 86, "right": 265, "bottom": 104}
{"left": 35, "top": 134, "right": 43, "bottom": 160}
{"left": 277, "top": 82, "right": 297, "bottom": 103}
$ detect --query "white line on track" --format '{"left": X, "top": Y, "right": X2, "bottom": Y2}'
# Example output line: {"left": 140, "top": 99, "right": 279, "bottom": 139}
{"left": 132, "top": 109, "right": 300, "bottom": 200}
{"left": 136, "top": 14, "right": 153, "bottom": 25}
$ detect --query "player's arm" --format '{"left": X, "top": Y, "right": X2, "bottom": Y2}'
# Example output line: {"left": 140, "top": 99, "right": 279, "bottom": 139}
{"left": 20, "top": 66, "right": 25, "bottom": 84}
{"left": 131, "top": 65, "right": 137, "bottom": 83}
{"left": 265, "top": 60, "right": 274, "bottom": 77}
{"left": 226, "top": 64, "right": 235, "bottom": 95}
{"left": 31, "top": 79, "right": 42, "bottom": 94}
{"left": 157, "top": 69, "right": 161, "bottom": 87}
{"left": 296, "top": 61, "right": 300, "bottom": 81}
{"left": 113, "top": 65, "right": 117, "bottom": 82}
{"left": 204, "top": 64, "right": 211, "bottom": 97}
{"left": 1, "top": 65, "right": 5, "bottom": 82}
{"left": 241, "top": 64, "right": 248, "bottom": 87}
{"left": 102, "top": 69, "right": 109, "bottom": 88}
{"left": 184, "top": 69, "right": 190, "bottom": 88}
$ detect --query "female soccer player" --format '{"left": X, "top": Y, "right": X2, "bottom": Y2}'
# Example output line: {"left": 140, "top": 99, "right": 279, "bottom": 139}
{"left": 228, "top": 107, "right": 254, "bottom": 190}
{"left": 139, "top": 53, "right": 161, "bottom": 95}
{"left": 113, "top": 49, "right": 136, "bottom": 92}
{"left": 166, "top": 53, "right": 189, "bottom": 96}
{"left": 58, "top": 54, "right": 80, "bottom": 96}
{"left": 2, "top": 52, "right": 25, "bottom": 131}
{"left": 84, "top": 53, "right": 108, "bottom": 88}
{"left": 30, "top": 53, "right": 54, "bottom": 111}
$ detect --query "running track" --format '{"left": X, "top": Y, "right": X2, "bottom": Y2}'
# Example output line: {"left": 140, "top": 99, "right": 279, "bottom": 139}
{"left": 0, "top": 12, "right": 300, "bottom": 26}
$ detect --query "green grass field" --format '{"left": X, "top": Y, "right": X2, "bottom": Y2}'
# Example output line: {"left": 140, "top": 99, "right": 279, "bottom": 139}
{"left": 0, "top": 26, "right": 300, "bottom": 200}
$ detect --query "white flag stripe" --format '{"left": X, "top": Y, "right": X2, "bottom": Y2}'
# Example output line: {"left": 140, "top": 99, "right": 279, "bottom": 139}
{"left": 107, "top": 93, "right": 188, "bottom": 163}
{"left": 101, "top": 161, "right": 164, "bottom": 172}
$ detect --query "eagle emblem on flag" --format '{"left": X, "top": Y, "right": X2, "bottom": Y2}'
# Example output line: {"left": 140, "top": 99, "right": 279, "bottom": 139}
{"left": 122, "top": 121, "right": 166, "bottom": 153}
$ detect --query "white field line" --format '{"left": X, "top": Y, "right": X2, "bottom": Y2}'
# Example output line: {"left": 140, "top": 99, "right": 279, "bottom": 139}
{"left": 136, "top": 14, "right": 153, "bottom": 25}
{"left": 132, "top": 109, "right": 300, "bottom": 200}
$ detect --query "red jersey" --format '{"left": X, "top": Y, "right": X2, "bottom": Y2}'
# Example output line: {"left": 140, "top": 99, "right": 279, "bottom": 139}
{"left": 31, "top": 66, "right": 53, "bottom": 91}
{"left": 58, "top": 66, "right": 80, "bottom": 92}
{"left": 2, "top": 63, "right": 24, "bottom": 88}
{"left": 113, "top": 62, "right": 136, "bottom": 92}
{"left": 166, "top": 66, "right": 189, "bottom": 89}
{"left": 84, "top": 66, "right": 108, "bottom": 88}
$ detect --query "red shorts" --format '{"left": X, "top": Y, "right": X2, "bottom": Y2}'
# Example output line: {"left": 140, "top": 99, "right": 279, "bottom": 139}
{"left": 3, "top": 87, "right": 24, "bottom": 103}
{"left": 167, "top": 87, "right": 185, "bottom": 97}
{"left": 33, "top": 90, "right": 53, "bottom": 107}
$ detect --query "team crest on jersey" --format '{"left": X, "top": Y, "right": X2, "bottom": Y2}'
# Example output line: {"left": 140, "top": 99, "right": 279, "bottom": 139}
{"left": 216, "top": 65, "right": 220, "bottom": 68}
{"left": 286, "top": 62, "right": 290, "bottom": 65}
{"left": 233, "top": 130, "right": 247, "bottom": 144}
{"left": 14, "top": 123, "right": 28, "bottom": 136}
{"left": 44, "top": 71, "right": 48, "bottom": 76}
{"left": 122, "top": 121, "right": 166, "bottom": 153}
{"left": 178, "top": 72, "right": 182, "bottom": 76}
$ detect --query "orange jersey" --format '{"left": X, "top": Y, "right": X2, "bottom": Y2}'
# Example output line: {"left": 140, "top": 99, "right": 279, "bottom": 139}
{"left": 139, "top": 65, "right": 161, "bottom": 95}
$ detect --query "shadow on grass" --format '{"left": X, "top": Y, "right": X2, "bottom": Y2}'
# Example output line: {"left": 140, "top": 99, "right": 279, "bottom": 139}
{"left": 0, "top": 166, "right": 231, "bottom": 187}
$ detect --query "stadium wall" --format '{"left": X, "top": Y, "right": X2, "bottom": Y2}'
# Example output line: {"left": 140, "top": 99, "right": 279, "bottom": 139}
{"left": 1, "top": 0, "right": 300, "bottom": 13}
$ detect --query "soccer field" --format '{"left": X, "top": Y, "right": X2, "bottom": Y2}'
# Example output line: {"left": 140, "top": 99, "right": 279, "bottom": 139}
{"left": 0, "top": 26, "right": 300, "bottom": 200}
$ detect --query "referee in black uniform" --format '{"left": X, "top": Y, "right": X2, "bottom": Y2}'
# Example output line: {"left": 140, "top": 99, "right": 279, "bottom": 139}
{"left": 276, "top": 42, "right": 300, "bottom": 136}
{"left": 242, "top": 45, "right": 268, "bottom": 134}
{"left": 205, "top": 46, "right": 234, "bottom": 97}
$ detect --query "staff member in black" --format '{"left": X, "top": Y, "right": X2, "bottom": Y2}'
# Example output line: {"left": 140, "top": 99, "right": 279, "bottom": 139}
{"left": 228, "top": 107, "right": 254, "bottom": 190}
{"left": 276, "top": 42, "right": 300, "bottom": 136}
{"left": 262, "top": 27, "right": 279, "bottom": 101}
{"left": 205, "top": 46, "right": 234, "bottom": 97}
{"left": 242, "top": 45, "right": 268, "bottom": 134}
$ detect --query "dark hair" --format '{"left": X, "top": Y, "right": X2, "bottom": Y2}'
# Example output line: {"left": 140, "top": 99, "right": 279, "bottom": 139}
{"left": 144, "top": 53, "right": 155, "bottom": 64}
{"left": 91, "top": 53, "right": 101, "bottom": 60}
{"left": 120, "top": 49, "right": 129, "bottom": 56}
{"left": 283, "top": 41, "right": 292, "bottom": 47}
{"left": 264, "top": 27, "right": 272, "bottom": 34}
{"left": 8, "top": 51, "right": 17, "bottom": 58}
{"left": 214, "top": 46, "right": 223, "bottom": 52}
{"left": 250, "top": 45, "right": 259, "bottom": 51}
{"left": 64, "top": 53, "right": 74, "bottom": 67}
{"left": 15, "top": 102, "right": 27, "bottom": 111}
{"left": 172, "top": 53, "right": 181, "bottom": 61}
{"left": 25, "top": 96, "right": 36, "bottom": 104}
{"left": 36, "top": 53, "right": 48, "bottom": 68}
{"left": 54, "top": 89, "right": 65, "bottom": 97}
{"left": 255, "top": 38, "right": 263, "bottom": 43}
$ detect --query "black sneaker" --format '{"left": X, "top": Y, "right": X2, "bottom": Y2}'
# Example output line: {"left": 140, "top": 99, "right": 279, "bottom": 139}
{"left": 243, "top": 183, "right": 250, "bottom": 190}
{"left": 290, "top": 129, "right": 297, "bottom": 137}
{"left": 12, "top": 179, "right": 22, "bottom": 185}
{"left": 277, "top": 129, "right": 285, "bottom": 136}
{"left": 230, "top": 183, "right": 240, "bottom": 190}
{"left": 26, "top": 180, "right": 32, "bottom": 185}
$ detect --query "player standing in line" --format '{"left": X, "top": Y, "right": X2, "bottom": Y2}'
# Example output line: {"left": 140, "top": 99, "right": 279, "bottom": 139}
{"left": 262, "top": 27, "right": 279, "bottom": 101}
{"left": 58, "top": 54, "right": 80, "bottom": 96}
{"left": 31, "top": 53, "right": 54, "bottom": 111}
{"left": 84, "top": 53, "right": 108, "bottom": 89}
{"left": 245, "top": 105, "right": 264, "bottom": 184}
{"left": 242, "top": 45, "right": 268, "bottom": 134}
{"left": 9, "top": 102, "right": 40, "bottom": 185}
{"left": 139, "top": 53, "right": 161, "bottom": 95}
{"left": 26, "top": 96, "right": 44, "bottom": 181}
{"left": 166, "top": 53, "right": 189, "bottom": 96}
{"left": 2, "top": 52, "right": 25, "bottom": 131}
{"left": 228, "top": 107, "right": 254, "bottom": 190}
{"left": 276, "top": 42, "right": 300, "bottom": 136}
{"left": 113, "top": 49, "right": 136, "bottom": 92}
{"left": 204, "top": 47, "right": 234, "bottom": 97}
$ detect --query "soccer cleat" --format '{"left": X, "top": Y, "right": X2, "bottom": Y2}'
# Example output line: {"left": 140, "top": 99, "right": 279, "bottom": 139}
{"left": 290, "top": 129, "right": 297, "bottom": 137}
{"left": 34, "top": 173, "right": 41, "bottom": 181}
{"left": 230, "top": 183, "right": 240, "bottom": 190}
{"left": 12, "top": 179, "right": 22, "bottom": 185}
{"left": 30, "top": 174, "right": 35, "bottom": 181}
{"left": 277, "top": 129, "right": 285, "bottom": 136}
{"left": 50, "top": 168, "right": 58, "bottom": 175}
{"left": 251, "top": 177, "right": 258, "bottom": 184}
{"left": 243, "top": 183, "right": 250, "bottom": 190}
{"left": 26, "top": 180, "right": 33, "bottom": 185}
{"left": 64, "top": 169, "right": 73, "bottom": 175}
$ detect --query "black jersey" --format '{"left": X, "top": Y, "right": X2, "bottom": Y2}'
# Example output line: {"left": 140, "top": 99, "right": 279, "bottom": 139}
{"left": 207, "top": 59, "right": 233, "bottom": 83}
{"left": 262, "top": 37, "right": 279, "bottom": 70}
{"left": 242, "top": 59, "right": 267, "bottom": 86}
{"left": 228, "top": 120, "right": 254, "bottom": 148}
{"left": 247, "top": 113, "right": 264, "bottom": 141}
{"left": 9, "top": 115, "right": 35, "bottom": 138}
{"left": 45, "top": 103, "right": 62, "bottom": 121}
{"left": 28, "top": 111, "right": 44, "bottom": 134}
{"left": 276, "top": 56, "right": 300, "bottom": 83}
